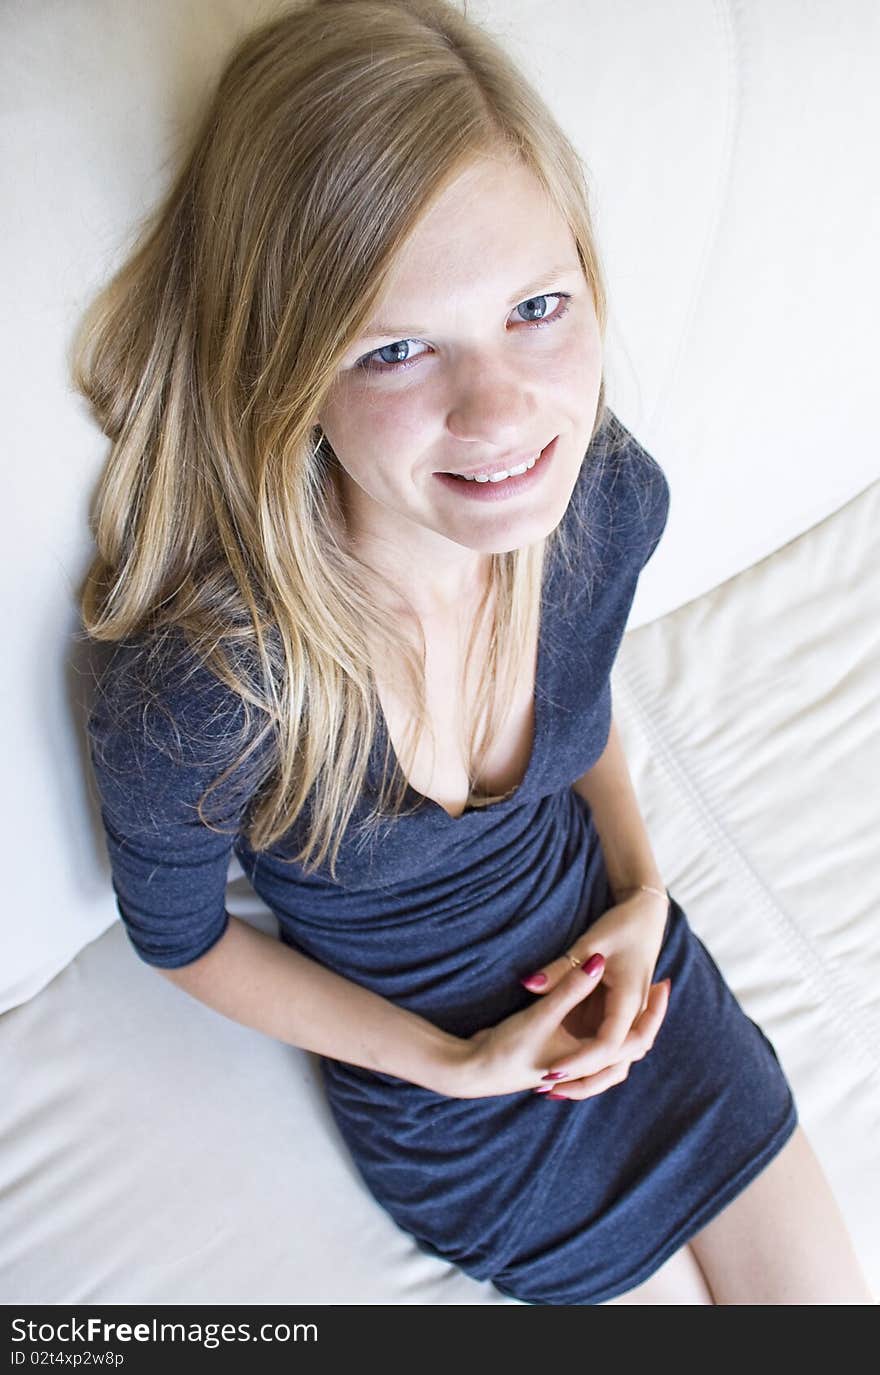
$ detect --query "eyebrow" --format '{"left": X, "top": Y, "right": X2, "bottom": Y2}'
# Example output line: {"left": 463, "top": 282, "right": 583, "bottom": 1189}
{"left": 357, "top": 262, "right": 583, "bottom": 342}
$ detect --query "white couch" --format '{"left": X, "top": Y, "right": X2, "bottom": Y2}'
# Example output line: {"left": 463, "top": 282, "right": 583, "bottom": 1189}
{"left": 2, "top": 0, "right": 878, "bottom": 1303}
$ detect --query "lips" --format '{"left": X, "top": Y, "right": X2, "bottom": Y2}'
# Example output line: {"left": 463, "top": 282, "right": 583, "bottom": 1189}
{"left": 433, "top": 435, "right": 558, "bottom": 500}
{"left": 440, "top": 445, "right": 550, "bottom": 480}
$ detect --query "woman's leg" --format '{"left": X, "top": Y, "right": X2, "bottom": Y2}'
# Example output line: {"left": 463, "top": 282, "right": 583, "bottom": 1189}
{"left": 602, "top": 1242, "right": 714, "bottom": 1304}
{"left": 687, "top": 1124, "right": 873, "bottom": 1304}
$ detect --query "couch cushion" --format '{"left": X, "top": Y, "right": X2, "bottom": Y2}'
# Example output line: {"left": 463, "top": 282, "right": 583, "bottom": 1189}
{"left": 0, "top": 915, "right": 518, "bottom": 1305}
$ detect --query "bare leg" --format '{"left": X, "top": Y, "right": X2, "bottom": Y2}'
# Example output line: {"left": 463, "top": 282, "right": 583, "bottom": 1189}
{"left": 603, "top": 1242, "right": 714, "bottom": 1305}
{"left": 687, "top": 1124, "right": 873, "bottom": 1304}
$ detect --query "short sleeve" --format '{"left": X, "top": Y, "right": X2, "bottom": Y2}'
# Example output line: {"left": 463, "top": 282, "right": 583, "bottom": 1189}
{"left": 86, "top": 637, "right": 266, "bottom": 969}
{"left": 588, "top": 410, "right": 671, "bottom": 573}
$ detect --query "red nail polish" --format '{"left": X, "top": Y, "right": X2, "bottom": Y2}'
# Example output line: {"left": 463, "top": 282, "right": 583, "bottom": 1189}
{"left": 582, "top": 953, "right": 604, "bottom": 977}
{"left": 541, "top": 1071, "right": 564, "bottom": 1081}
{"left": 520, "top": 972, "right": 547, "bottom": 989}
{"left": 546, "top": 1092, "right": 570, "bottom": 1101}
{"left": 533, "top": 1086, "right": 554, "bottom": 1094}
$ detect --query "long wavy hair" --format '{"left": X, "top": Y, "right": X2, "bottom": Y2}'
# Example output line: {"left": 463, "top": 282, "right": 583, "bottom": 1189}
{"left": 75, "top": 0, "right": 610, "bottom": 879}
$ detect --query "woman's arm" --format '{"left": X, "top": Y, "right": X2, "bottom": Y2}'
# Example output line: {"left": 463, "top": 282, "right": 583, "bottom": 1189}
{"left": 159, "top": 915, "right": 472, "bottom": 1095}
{"left": 158, "top": 713, "right": 665, "bottom": 1102}
{"left": 571, "top": 714, "right": 665, "bottom": 900}
{"left": 509, "top": 713, "right": 672, "bottom": 1094}
{"left": 159, "top": 915, "right": 635, "bottom": 1102}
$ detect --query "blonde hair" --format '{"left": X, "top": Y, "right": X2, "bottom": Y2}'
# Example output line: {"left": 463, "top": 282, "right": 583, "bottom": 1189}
{"left": 76, "top": 0, "right": 610, "bottom": 879}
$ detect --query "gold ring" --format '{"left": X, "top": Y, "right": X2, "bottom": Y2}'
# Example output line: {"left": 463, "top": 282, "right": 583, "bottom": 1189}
{"left": 566, "top": 952, "right": 583, "bottom": 968}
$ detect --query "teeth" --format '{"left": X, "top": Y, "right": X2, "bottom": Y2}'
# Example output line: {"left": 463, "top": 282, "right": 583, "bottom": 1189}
{"left": 459, "top": 454, "right": 539, "bottom": 483}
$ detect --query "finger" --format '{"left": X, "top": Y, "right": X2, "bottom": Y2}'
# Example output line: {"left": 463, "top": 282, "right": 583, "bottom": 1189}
{"left": 520, "top": 948, "right": 599, "bottom": 994}
{"left": 532, "top": 952, "right": 605, "bottom": 1020}
{"left": 591, "top": 982, "right": 645, "bottom": 1054}
{"left": 627, "top": 977, "right": 672, "bottom": 1055}
{"left": 542, "top": 1060, "right": 632, "bottom": 1102}
{"left": 539, "top": 983, "right": 672, "bottom": 1099}
{"left": 543, "top": 981, "right": 647, "bottom": 1080}
{"left": 544, "top": 979, "right": 670, "bottom": 1082}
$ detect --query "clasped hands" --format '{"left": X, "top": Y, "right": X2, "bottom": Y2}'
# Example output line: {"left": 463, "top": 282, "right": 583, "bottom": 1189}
{"left": 460, "top": 890, "right": 671, "bottom": 1101}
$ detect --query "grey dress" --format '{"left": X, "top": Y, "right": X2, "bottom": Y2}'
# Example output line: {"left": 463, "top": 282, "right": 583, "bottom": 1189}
{"left": 86, "top": 409, "right": 797, "bottom": 1304}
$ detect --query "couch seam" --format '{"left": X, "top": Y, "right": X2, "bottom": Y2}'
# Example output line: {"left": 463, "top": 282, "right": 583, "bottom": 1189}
{"left": 614, "top": 653, "right": 880, "bottom": 1080}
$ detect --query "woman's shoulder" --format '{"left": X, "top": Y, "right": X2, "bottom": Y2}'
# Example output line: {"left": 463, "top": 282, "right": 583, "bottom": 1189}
{"left": 87, "top": 627, "right": 246, "bottom": 757}
{"left": 85, "top": 626, "right": 266, "bottom": 829}
{"left": 566, "top": 407, "right": 671, "bottom": 573}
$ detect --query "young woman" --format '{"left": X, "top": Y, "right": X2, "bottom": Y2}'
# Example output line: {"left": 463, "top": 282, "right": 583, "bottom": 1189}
{"left": 78, "top": 0, "right": 871, "bottom": 1305}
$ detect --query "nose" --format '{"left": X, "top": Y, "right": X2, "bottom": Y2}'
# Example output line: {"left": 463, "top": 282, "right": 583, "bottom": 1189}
{"left": 444, "top": 354, "right": 538, "bottom": 449}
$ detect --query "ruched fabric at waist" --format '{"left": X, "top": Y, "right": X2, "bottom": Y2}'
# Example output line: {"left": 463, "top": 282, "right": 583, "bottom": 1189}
{"left": 252, "top": 788, "right": 613, "bottom": 1039}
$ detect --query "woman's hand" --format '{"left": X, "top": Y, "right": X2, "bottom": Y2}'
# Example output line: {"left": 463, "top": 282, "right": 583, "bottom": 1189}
{"left": 453, "top": 889, "right": 671, "bottom": 1101}
{"left": 517, "top": 889, "right": 671, "bottom": 1100}
{"left": 457, "top": 954, "right": 615, "bottom": 1098}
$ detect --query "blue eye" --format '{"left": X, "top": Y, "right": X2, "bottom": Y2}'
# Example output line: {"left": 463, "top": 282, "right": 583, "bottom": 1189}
{"left": 514, "top": 294, "right": 565, "bottom": 323}
{"left": 354, "top": 291, "right": 573, "bottom": 374}
{"left": 367, "top": 338, "right": 431, "bottom": 370}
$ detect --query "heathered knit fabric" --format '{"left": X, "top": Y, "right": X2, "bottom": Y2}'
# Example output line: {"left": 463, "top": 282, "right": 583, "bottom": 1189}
{"left": 87, "top": 410, "right": 797, "bottom": 1304}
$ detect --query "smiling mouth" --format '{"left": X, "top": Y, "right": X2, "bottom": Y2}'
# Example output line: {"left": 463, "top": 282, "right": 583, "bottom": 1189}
{"left": 434, "top": 436, "right": 558, "bottom": 499}
{"left": 448, "top": 453, "right": 542, "bottom": 483}
{"left": 440, "top": 442, "right": 552, "bottom": 483}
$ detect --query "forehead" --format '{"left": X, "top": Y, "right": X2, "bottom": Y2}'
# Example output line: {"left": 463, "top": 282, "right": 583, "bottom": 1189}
{"left": 376, "top": 156, "right": 577, "bottom": 304}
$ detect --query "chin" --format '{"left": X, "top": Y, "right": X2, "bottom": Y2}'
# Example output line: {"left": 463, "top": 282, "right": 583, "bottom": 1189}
{"left": 464, "top": 507, "right": 566, "bottom": 557}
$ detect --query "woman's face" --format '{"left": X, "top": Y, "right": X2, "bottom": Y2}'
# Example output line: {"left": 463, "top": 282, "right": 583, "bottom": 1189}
{"left": 318, "top": 154, "right": 603, "bottom": 599}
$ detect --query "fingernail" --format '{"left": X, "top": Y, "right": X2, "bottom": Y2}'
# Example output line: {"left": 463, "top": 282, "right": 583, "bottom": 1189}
{"left": 520, "top": 972, "right": 547, "bottom": 989}
{"left": 582, "top": 954, "right": 604, "bottom": 977}
{"left": 533, "top": 1085, "right": 554, "bottom": 1094}
{"left": 541, "top": 1071, "right": 565, "bottom": 1081}
{"left": 546, "top": 1092, "right": 570, "bottom": 1101}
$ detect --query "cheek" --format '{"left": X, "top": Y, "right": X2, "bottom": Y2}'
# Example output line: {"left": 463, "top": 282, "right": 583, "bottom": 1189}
{"left": 325, "top": 383, "right": 431, "bottom": 453}
{"left": 319, "top": 386, "right": 431, "bottom": 495}
{"left": 550, "top": 318, "right": 603, "bottom": 399}
{"left": 365, "top": 387, "right": 432, "bottom": 447}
